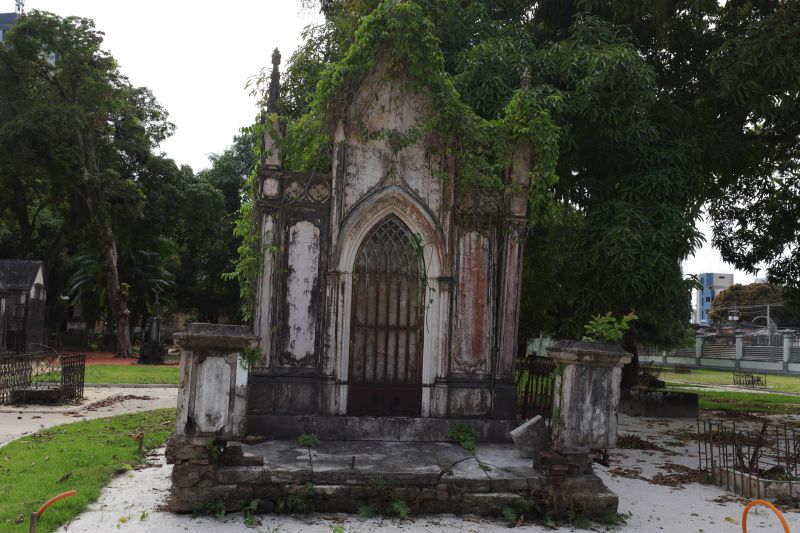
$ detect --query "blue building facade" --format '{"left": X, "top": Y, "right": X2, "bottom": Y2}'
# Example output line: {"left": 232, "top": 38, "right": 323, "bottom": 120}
{"left": 695, "top": 272, "right": 734, "bottom": 325}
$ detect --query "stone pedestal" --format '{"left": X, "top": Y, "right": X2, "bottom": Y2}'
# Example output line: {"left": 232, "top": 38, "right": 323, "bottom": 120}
{"left": 139, "top": 341, "right": 167, "bottom": 364}
{"left": 546, "top": 340, "right": 631, "bottom": 454}
{"left": 172, "top": 323, "right": 258, "bottom": 441}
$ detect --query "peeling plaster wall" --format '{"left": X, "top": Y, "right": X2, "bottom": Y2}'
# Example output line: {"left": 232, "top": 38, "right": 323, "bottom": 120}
{"left": 342, "top": 74, "right": 442, "bottom": 216}
{"left": 453, "top": 231, "right": 492, "bottom": 374}
{"left": 248, "top": 60, "right": 525, "bottom": 422}
{"left": 254, "top": 215, "right": 275, "bottom": 366}
{"left": 283, "top": 221, "right": 320, "bottom": 361}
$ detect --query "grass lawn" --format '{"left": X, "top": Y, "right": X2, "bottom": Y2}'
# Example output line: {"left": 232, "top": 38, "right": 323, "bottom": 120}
{"left": 661, "top": 367, "right": 800, "bottom": 394}
{"left": 667, "top": 384, "right": 800, "bottom": 414}
{"left": 84, "top": 364, "right": 179, "bottom": 385}
{"left": 0, "top": 408, "right": 176, "bottom": 533}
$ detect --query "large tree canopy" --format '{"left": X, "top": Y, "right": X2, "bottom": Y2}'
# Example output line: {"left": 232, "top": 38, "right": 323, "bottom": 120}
{"left": 0, "top": 11, "right": 241, "bottom": 351}
{"left": 250, "top": 0, "right": 800, "bottom": 387}
{"left": 710, "top": 282, "right": 800, "bottom": 328}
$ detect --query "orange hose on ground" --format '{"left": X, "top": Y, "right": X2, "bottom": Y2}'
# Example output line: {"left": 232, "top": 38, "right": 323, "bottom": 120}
{"left": 741, "top": 499, "right": 790, "bottom": 533}
{"left": 35, "top": 490, "right": 77, "bottom": 518}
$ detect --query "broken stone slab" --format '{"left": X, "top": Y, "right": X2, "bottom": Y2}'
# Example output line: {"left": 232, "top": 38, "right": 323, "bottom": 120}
{"left": 509, "top": 415, "right": 550, "bottom": 458}
{"left": 535, "top": 449, "right": 593, "bottom": 477}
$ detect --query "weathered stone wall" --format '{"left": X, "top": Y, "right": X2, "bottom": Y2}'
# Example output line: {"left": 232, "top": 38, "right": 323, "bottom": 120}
{"left": 249, "top": 57, "right": 526, "bottom": 422}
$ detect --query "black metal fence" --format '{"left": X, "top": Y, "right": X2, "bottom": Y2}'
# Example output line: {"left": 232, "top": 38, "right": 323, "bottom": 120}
{"left": 517, "top": 355, "right": 557, "bottom": 424}
{"left": 0, "top": 352, "right": 85, "bottom": 405}
{"left": 698, "top": 418, "right": 800, "bottom": 500}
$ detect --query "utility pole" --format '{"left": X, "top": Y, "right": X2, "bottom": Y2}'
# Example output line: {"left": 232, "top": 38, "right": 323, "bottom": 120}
{"left": 15, "top": 0, "right": 24, "bottom": 16}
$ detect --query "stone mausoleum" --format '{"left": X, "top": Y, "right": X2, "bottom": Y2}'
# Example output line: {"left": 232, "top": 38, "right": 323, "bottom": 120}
{"left": 246, "top": 52, "right": 525, "bottom": 432}
{"left": 166, "top": 1, "right": 630, "bottom": 518}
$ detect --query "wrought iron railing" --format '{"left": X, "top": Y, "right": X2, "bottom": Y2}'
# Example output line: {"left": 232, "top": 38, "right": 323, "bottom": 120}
{"left": 0, "top": 352, "right": 85, "bottom": 405}
{"left": 698, "top": 417, "right": 800, "bottom": 500}
{"left": 517, "top": 355, "right": 557, "bottom": 425}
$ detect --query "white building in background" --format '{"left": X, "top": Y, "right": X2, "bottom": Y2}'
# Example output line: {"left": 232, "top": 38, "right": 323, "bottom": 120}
{"left": 694, "top": 272, "right": 734, "bottom": 325}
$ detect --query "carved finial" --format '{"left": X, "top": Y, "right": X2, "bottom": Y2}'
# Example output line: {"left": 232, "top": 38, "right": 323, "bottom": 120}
{"left": 267, "top": 47, "right": 281, "bottom": 113}
{"left": 521, "top": 67, "right": 531, "bottom": 90}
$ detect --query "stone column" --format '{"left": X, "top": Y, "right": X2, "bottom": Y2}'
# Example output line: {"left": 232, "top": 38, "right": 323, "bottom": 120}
{"left": 735, "top": 334, "right": 744, "bottom": 370}
{"left": 166, "top": 324, "right": 262, "bottom": 514}
{"left": 695, "top": 333, "right": 704, "bottom": 367}
{"left": 546, "top": 340, "right": 632, "bottom": 455}
{"left": 494, "top": 138, "right": 531, "bottom": 419}
{"left": 172, "top": 323, "right": 258, "bottom": 442}
{"left": 783, "top": 333, "right": 791, "bottom": 372}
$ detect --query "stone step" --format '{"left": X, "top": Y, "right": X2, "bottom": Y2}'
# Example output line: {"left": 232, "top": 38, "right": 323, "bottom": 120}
{"left": 246, "top": 414, "right": 516, "bottom": 442}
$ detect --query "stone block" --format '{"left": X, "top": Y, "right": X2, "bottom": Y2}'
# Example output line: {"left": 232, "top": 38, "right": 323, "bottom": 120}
{"left": 270, "top": 468, "right": 313, "bottom": 484}
{"left": 312, "top": 484, "right": 349, "bottom": 497}
{"left": 218, "top": 445, "right": 264, "bottom": 466}
{"left": 619, "top": 389, "right": 698, "bottom": 419}
{"left": 169, "top": 484, "right": 251, "bottom": 513}
{"left": 509, "top": 415, "right": 550, "bottom": 458}
{"left": 488, "top": 476, "right": 529, "bottom": 492}
{"left": 165, "top": 434, "right": 210, "bottom": 464}
{"left": 171, "top": 463, "right": 215, "bottom": 489}
{"left": 463, "top": 492, "right": 523, "bottom": 510}
{"left": 215, "top": 466, "right": 269, "bottom": 485}
{"left": 447, "top": 476, "right": 490, "bottom": 493}
{"left": 536, "top": 449, "right": 593, "bottom": 477}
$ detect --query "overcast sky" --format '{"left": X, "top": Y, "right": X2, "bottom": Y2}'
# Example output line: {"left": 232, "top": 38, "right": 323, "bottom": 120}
{"left": 5, "top": 0, "right": 757, "bottom": 286}
{"left": 10, "top": 0, "right": 320, "bottom": 172}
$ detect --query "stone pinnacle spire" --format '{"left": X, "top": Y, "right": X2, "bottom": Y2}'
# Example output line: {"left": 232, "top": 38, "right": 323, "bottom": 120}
{"left": 521, "top": 67, "right": 531, "bottom": 90}
{"left": 267, "top": 48, "right": 281, "bottom": 113}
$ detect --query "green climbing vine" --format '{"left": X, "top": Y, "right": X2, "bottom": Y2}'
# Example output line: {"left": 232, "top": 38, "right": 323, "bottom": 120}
{"left": 223, "top": 116, "right": 281, "bottom": 321}
{"left": 230, "top": 0, "right": 561, "bottom": 320}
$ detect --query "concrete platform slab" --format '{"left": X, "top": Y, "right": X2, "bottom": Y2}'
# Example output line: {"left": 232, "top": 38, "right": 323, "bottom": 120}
{"left": 168, "top": 439, "right": 617, "bottom": 517}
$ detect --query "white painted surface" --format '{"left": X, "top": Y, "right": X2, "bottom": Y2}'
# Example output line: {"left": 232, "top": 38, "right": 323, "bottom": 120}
{"left": 343, "top": 72, "right": 442, "bottom": 215}
{"left": 193, "top": 356, "right": 231, "bottom": 433}
{"left": 262, "top": 177, "right": 279, "bottom": 197}
{"left": 255, "top": 215, "right": 276, "bottom": 365}
{"left": 284, "top": 221, "right": 320, "bottom": 360}
{"left": 231, "top": 355, "right": 250, "bottom": 437}
{"left": 175, "top": 350, "right": 192, "bottom": 435}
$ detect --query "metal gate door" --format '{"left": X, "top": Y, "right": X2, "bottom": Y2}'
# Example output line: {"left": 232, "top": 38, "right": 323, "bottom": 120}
{"left": 348, "top": 215, "right": 424, "bottom": 416}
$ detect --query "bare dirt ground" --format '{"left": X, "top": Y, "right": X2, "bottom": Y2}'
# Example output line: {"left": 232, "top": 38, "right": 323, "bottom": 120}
{"left": 54, "top": 413, "right": 800, "bottom": 533}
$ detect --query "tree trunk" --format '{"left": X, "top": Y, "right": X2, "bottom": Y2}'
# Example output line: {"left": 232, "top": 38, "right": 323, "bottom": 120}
{"left": 620, "top": 328, "right": 639, "bottom": 390}
{"left": 98, "top": 221, "right": 131, "bottom": 358}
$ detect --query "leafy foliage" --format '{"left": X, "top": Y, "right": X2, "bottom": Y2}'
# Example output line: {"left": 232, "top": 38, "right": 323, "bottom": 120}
{"left": 447, "top": 422, "right": 477, "bottom": 453}
{"left": 0, "top": 10, "right": 245, "bottom": 338}
{"left": 709, "top": 283, "right": 800, "bottom": 327}
{"left": 298, "top": 433, "right": 320, "bottom": 448}
{"left": 582, "top": 312, "right": 638, "bottom": 344}
{"left": 232, "top": 0, "right": 561, "bottom": 320}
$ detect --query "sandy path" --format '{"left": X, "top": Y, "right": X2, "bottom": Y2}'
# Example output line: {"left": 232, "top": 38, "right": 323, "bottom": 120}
{"left": 0, "top": 386, "right": 178, "bottom": 447}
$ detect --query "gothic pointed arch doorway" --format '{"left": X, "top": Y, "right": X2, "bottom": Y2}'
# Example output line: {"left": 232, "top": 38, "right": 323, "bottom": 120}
{"left": 347, "top": 215, "right": 424, "bottom": 416}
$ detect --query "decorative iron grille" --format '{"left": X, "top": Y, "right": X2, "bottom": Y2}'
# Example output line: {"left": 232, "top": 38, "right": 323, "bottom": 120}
{"left": 0, "top": 352, "right": 85, "bottom": 405}
{"left": 517, "top": 355, "right": 557, "bottom": 425}
{"left": 698, "top": 417, "right": 800, "bottom": 501}
{"left": 348, "top": 215, "right": 425, "bottom": 416}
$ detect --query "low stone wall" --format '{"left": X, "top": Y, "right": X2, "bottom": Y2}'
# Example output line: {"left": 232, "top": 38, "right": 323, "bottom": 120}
{"left": 619, "top": 389, "right": 699, "bottom": 419}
